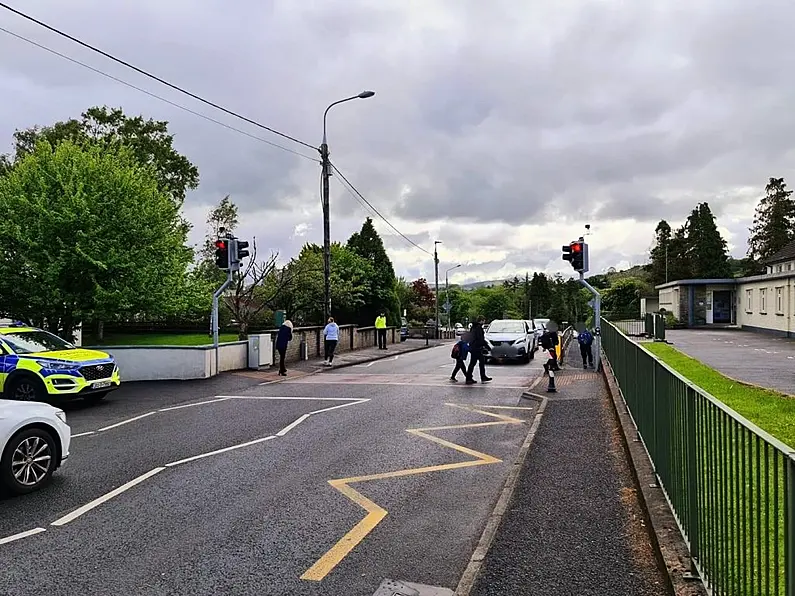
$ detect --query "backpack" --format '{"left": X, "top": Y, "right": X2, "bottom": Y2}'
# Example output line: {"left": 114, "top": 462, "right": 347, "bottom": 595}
{"left": 451, "top": 343, "right": 460, "bottom": 359}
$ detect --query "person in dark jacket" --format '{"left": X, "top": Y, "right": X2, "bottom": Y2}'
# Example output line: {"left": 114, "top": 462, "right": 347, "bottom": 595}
{"left": 577, "top": 327, "right": 594, "bottom": 369}
{"left": 275, "top": 319, "right": 293, "bottom": 376}
{"left": 466, "top": 316, "right": 492, "bottom": 384}
{"left": 450, "top": 337, "right": 470, "bottom": 382}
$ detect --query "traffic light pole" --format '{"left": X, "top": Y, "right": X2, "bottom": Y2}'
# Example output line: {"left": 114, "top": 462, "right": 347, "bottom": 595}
{"left": 212, "top": 268, "right": 234, "bottom": 376}
{"left": 578, "top": 273, "right": 602, "bottom": 373}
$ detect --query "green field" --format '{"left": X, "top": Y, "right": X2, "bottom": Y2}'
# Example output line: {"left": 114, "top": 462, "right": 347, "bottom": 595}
{"left": 84, "top": 333, "right": 241, "bottom": 346}
{"left": 644, "top": 342, "right": 795, "bottom": 449}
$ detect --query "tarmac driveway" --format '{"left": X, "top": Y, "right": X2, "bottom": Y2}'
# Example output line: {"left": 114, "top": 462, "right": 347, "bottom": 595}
{"left": 665, "top": 329, "right": 795, "bottom": 395}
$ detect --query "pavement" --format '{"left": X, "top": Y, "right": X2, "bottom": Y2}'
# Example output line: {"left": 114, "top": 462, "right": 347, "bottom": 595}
{"left": 0, "top": 339, "right": 666, "bottom": 595}
{"left": 469, "top": 349, "right": 668, "bottom": 596}
{"left": 664, "top": 329, "right": 795, "bottom": 395}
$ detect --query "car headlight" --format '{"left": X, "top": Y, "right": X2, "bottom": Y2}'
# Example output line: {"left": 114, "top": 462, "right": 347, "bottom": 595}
{"left": 36, "top": 360, "right": 75, "bottom": 371}
{"left": 55, "top": 410, "right": 67, "bottom": 423}
{"left": 514, "top": 338, "right": 526, "bottom": 345}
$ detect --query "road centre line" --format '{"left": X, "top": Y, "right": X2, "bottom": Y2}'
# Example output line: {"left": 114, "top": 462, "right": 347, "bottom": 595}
{"left": 51, "top": 467, "right": 165, "bottom": 527}
{"left": 217, "top": 396, "right": 365, "bottom": 401}
{"left": 165, "top": 436, "right": 277, "bottom": 467}
{"left": 0, "top": 527, "right": 46, "bottom": 545}
{"left": 2, "top": 396, "right": 370, "bottom": 541}
{"left": 158, "top": 397, "right": 231, "bottom": 411}
{"left": 95, "top": 411, "right": 157, "bottom": 432}
{"left": 71, "top": 431, "right": 95, "bottom": 438}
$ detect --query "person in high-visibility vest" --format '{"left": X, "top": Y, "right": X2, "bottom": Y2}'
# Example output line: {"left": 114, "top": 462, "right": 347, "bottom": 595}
{"left": 375, "top": 312, "right": 388, "bottom": 350}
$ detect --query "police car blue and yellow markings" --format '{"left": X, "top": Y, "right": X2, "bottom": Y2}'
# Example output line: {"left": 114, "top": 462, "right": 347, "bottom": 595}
{"left": 0, "top": 326, "right": 119, "bottom": 398}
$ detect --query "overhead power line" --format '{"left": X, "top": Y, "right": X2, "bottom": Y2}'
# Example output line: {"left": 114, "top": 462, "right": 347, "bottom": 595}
{"left": 330, "top": 162, "right": 432, "bottom": 256}
{"left": 0, "top": 2, "right": 317, "bottom": 152}
{"left": 0, "top": 26, "right": 320, "bottom": 163}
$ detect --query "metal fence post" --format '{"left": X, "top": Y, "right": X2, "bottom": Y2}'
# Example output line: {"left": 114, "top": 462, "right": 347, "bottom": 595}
{"left": 658, "top": 313, "right": 666, "bottom": 342}
{"left": 787, "top": 454, "right": 795, "bottom": 596}
{"left": 686, "top": 386, "right": 701, "bottom": 577}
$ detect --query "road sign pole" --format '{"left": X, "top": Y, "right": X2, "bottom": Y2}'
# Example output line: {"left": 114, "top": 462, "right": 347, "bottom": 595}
{"left": 212, "top": 268, "right": 234, "bottom": 376}
{"left": 578, "top": 273, "right": 601, "bottom": 373}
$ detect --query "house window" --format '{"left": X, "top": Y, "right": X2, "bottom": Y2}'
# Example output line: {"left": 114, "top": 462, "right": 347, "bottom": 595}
{"left": 777, "top": 287, "right": 784, "bottom": 313}
{"left": 746, "top": 289, "right": 753, "bottom": 312}
{"left": 778, "top": 265, "right": 783, "bottom": 273}
{"left": 760, "top": 288, "right": 767, "bottom": 313}
{"left": 789, "top": 263, "right": 793, "bottom": 271}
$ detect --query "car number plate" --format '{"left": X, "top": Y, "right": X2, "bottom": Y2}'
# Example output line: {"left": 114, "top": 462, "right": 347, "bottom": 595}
{"left": 93, "top": 381, "right": 112, "bottom": 389}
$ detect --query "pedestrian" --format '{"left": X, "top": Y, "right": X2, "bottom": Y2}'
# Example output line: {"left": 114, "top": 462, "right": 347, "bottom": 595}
{"left": 275, "top": 319, "right": 293, "bottom": 376}
{"left": 323, "top": 316, "right": 339, "bottom": 367}
{"left": 375, "top": 311, "right": 388, "bottom": 350}
{"left": 539, "top": 326, "right": 560, "bottom": 372}
{"left": 577, "top": 326, "right": 594, "bottom": 369}
{"left": 450, "top": 336, "right": 470, "bottom": 382}
{"left": 466, "top": 316, "right": 492, "bottom": 384}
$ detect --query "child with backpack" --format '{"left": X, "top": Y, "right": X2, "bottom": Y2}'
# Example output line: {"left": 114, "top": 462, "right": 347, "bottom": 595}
{"left": 450, "top": 337, "right": 470, "bottom": 382}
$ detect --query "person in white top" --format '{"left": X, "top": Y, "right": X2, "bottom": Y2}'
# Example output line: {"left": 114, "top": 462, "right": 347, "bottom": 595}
{"left": 323, "top": 316, "right": 340, "bottom": 366}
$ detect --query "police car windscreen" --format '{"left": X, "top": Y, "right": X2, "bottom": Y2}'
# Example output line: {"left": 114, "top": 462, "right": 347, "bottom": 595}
{"left": 0, "top": 330, "right": 73, "bottom": 354}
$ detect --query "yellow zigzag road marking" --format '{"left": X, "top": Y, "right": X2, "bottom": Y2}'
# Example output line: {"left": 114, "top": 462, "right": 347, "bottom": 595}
{"left": 300, "top": 403, "right": 535, "bottom": 582}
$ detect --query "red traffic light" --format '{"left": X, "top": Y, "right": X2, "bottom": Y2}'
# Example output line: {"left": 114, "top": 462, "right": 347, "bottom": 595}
{"left": 215, "top": 240, "right": 227, "bottom": 249}
{"left": 572, "top": 242, "right": 582, "bottom": 252}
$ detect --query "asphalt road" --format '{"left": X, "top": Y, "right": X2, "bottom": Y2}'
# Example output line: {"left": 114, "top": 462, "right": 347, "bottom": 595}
{"left": 1, "top": 343, "right": 543, "bottom": 596}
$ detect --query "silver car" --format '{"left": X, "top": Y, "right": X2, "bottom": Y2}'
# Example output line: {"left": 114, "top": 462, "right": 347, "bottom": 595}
{"left": 485, "top": 319, "right": 536, "bottom": 363}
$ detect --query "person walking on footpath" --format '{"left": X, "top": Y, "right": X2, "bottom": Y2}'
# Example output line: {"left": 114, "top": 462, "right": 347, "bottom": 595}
{"left": 375, "top": 311, "right": 388, "bottom": 350}
{"left": 449, "top": 336, "right": 470, "bottom": 382}
{"left": 275, "top": 319, "right": 293, "bottom": 376}
{"left": 466, "top": 316, "right": 492, "bottom": 384}
{"left": 577, "top": 326, "right": 594, "bottom": 369}
{"left": 323, "top": 316, "right": 339, "bottom": 367}
{"left": 539, "top": 325, "right": 560, "bottom": 371}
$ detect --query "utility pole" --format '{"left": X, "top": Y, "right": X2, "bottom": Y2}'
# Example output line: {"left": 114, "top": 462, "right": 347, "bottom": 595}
{"left": 320, "top": 90, "right": 376, "bottom": 322}
{"left": 321, "top": 142, "right": 331, "bottom": 322}
{"left": 444, "top": 264, "right": 461, "bottom": 329}
{"left": 434, "top": 241, "right": 441, "bottom": 339}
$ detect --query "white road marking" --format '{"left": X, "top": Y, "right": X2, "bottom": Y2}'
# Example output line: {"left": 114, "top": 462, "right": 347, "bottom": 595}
{"left": 71, "top": 431, "right": 95, "bottom": 438}
{"left": 51, "top": 467, "right": 166, "bottom": 527}
{"left": 218, "top": 395, "right": 366, "bottom": 401}
{"left": 165, "top": 436, "right": 277, "bottom": 467}
{"left": 355, "top": 361, "right": 377, "bottom": 368}
{"left": 276, "top": 414, "right": 311, "bottom": 436}
{"left": 0, "top": 527, "right": 46, "bottom": 545}
{"left": 96, "top": 411, "right": 157, "bottom": 432}
{"left": 309, "top": 399, "right": 370, "bottom": 415}
{"left": 158, "top": 397, "right": 231, "bottom": 412}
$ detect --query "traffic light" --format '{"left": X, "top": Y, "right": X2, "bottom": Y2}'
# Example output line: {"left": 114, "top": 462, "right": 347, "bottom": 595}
{"left": 562, "top": 244, "right": 573, "bottom": 265}
{"left": 214, "top": 239, "right": 229, "bottom": 270}
{"left": 236, "top": 240, "right": 250, "bottom": 262}
{"left": 571, "top": 240, "right": 584, "bottom": 271}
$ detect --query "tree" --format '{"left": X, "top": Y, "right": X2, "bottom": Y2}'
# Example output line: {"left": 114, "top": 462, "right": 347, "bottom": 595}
{"left": 685, "top": 202, "right": 731, "bottom": 279}
{"left": 407, "top": 278, "right": 435, "bottom": 323}
{"left": 602, "top": 278, "right": 645, "bottom": 318}
{"left": 748, "top": 177, "right": 795, "bottom": 262}
{"left": 0, "top": 140, "right": 191, "bottom": 340}
{"left": 648, "top": 220, "right": 672, "bottom": 286}
{"left": 283, "top": 243, "right": 374, "bottom": 325}
{"left": 529, "top": 272, "right": 553, "bottom": 317}
{"left": 195, "top": 195, "right": 239, "bottom": 285}
{"left": 347, "top": 218, "right": 400, "bottom": 325}
{"left": 667, "top": 225, "right": 692, "bottom": 281}
{"left": 5, "top": 106, "right": 199, "bottom": 208}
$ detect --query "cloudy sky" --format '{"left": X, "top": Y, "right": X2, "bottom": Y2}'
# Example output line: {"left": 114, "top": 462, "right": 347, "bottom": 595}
{"left": 1, "top": 0, "right": 792, "bottom": 286}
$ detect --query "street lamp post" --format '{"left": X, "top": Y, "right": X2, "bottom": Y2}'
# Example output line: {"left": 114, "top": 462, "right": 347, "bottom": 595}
{"left": 434, "top": 241, "right": 441, "bottom": 339}
{"left": 320, "top": 90, "right": 375, "bottom": 321}
{"left": 445, "top": 264, "right": 461, "bottom": 327}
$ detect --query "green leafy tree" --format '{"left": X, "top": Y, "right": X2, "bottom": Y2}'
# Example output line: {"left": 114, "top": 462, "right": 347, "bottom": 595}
{"left": 407, "top": 278, "right": 435, "bottom": 324}
{"left": 684, "top": 202, "right": 731, "bottom": 278}
{"left": 393, "top": 277, "right": 413, "bottom": 319}
{"left": 5, "top": 106, "right": 199, "bottom": 208}
{"left": 0, "top": 140, "right": 191, "bottom": 340}
{"left": 195, "top": 195, "right": 239, "bottom": 285}
{"left": 347, "top": 218, "right": 400, "bottom": 325}
{"left": 748, "top": 177, "right": 795, "bottom": 262}
{"left": 667, "top": 225, "right": 692, "bottom": 281}
{"left": 283, "top": 243, "right": 374, "bottom": 325}
{"left": 648, "top": 219, "right": 672, "bottom": 286}
{"left": 602, "top": 278, "right": 645, "bottom": 318}
{"left": 529, "top": 272, "right": 553, "bottom": 316}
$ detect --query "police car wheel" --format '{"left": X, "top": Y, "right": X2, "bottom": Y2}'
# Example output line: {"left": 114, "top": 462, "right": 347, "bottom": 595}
{"left": 7, "top": 377, "right": 43, "bottom": 402}
{"left": 1, "top": 428, "right": 57, "bottom": 495}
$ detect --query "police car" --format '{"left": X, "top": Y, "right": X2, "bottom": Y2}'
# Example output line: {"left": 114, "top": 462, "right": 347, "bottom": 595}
{"left": 0, "top": 324, "right": 120, "bottom": 403}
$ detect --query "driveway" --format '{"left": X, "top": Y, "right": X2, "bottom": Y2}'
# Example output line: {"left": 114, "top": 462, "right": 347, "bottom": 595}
{"left": 665, "top": 329, "right": 795, "bottom": 395}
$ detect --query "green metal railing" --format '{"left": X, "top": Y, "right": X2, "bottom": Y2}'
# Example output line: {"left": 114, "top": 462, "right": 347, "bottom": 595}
{"left": 601, "top": 317, "right": 795, "bottom": 596}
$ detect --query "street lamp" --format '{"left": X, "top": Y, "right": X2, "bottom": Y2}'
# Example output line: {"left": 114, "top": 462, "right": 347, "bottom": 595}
{"left": 320, "top": 90, "right": 376, "bottom": 321}
{"left": 434, "top": 241, "right": 442, "bottom": 338}
{"left": 445, "top": 264, "right": 461, "bottom": 328}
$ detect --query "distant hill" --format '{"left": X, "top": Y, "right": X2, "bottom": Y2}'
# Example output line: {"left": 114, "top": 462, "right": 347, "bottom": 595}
{"left": 459, "top": 279, "right": 507, "bottom": 290}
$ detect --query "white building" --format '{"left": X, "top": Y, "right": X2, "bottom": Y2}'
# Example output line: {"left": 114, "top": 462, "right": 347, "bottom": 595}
{"left": 655, "top": 241, "right": 795, "bottom": 336}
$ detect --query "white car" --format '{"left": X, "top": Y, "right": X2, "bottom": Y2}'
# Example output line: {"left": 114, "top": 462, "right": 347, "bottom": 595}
{"left": 1, "top": 400, "right": 70, "bottom": 495}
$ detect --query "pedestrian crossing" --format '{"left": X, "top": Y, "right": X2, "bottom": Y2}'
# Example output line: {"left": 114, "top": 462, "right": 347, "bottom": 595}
{"left": 285, "top": 373, "right": 537, "bottom": 389}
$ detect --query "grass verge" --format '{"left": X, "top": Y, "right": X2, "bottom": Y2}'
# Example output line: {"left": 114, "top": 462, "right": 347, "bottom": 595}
{"left": 644, "top": 342, "right": 795, "bottom": 450}
{"left": 84, "top": 332, "right": 240, "bottom": 346}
